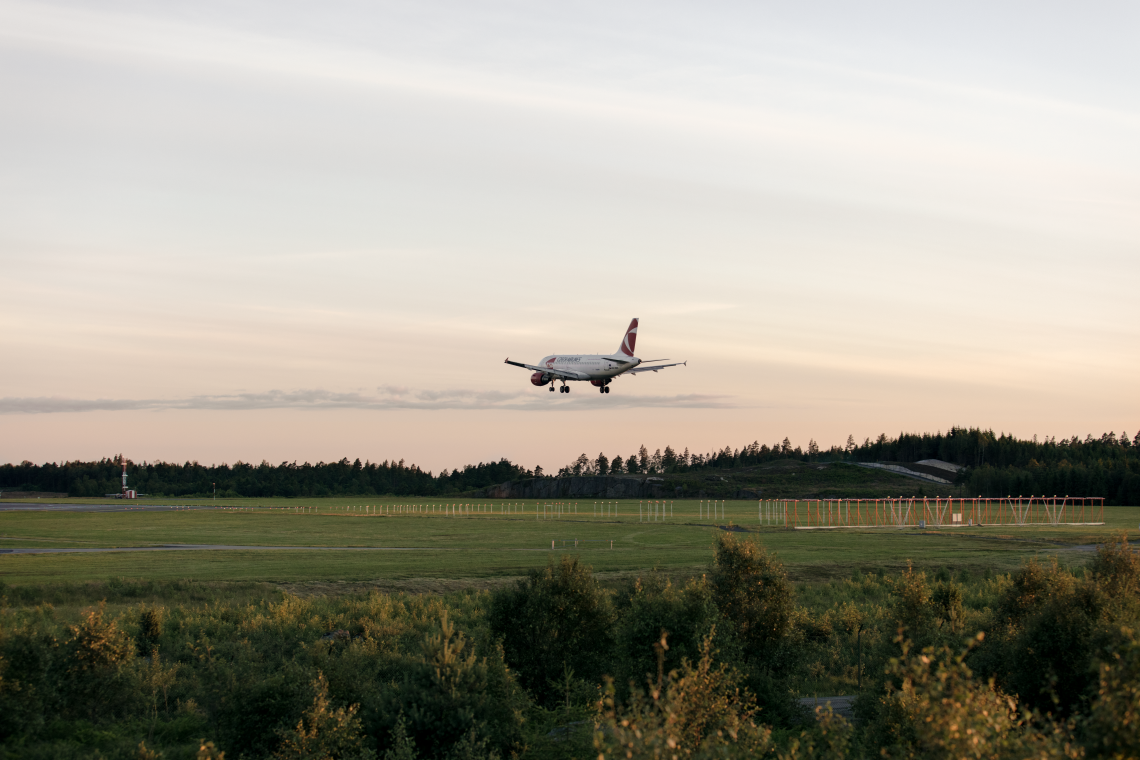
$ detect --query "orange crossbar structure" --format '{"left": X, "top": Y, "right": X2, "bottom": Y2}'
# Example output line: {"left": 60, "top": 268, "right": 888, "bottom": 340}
{"left": 755, "top": 496, "right": 1105, "bottom": 529}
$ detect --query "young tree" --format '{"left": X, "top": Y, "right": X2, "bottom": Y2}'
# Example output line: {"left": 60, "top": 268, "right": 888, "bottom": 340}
{"left": 710, "top": 534, "right": 793, "bottom": 660}
{"left": 488, "top": 557, "right": 615, "bottom": 708}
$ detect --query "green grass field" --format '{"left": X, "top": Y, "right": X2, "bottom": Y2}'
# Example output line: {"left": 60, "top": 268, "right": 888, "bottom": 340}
{"left": 2, "top": 498, "right": 1135, "bottom": 587}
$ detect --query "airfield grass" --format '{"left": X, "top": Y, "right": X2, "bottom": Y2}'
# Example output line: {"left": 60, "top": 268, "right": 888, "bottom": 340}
{"left": 1, "top": 498, "right": 1134, "bottom": 587}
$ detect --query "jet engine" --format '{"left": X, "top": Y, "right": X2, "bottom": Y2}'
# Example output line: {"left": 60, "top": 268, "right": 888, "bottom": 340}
{"left": 590, "top": 379, "right": 609, "bottom": 387}
{"left": 531, "top": 372, "right": 552, "bottom": 386}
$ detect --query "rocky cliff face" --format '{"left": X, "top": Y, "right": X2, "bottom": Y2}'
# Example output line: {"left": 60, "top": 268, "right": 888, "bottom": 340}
{"left": 477, "top": 476, "right": 669, "bottom": 499}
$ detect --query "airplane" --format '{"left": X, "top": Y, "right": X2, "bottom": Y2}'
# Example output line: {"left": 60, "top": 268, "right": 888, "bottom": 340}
{"left": 504, "top": 318, "right": 686, "bottom": 394}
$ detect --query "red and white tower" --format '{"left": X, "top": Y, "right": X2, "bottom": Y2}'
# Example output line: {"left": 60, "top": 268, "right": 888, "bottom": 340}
{"left": 120, "top": 455, "right": 136, "bottom": 499}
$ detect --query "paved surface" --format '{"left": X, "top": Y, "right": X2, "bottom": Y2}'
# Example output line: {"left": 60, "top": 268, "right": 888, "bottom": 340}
{"left": 1, "top": 502, "right": 215, "bottom": 512}
{"left": 798, "top": 695, "right": 856, "bottom": 720}
{"left": 0, "top": 544, "right": 432, "bottom": 554}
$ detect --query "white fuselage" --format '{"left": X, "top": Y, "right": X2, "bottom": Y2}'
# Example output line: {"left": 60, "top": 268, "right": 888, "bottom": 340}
{"left": 539, "top": 354, "right": 640, "bottom": 381}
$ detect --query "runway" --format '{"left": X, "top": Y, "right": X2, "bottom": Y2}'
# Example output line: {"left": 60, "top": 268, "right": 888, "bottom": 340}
{"left": 2, "top": 502, "right": 239, "bottom": 512}
{"left": 0, "top": 545, "right": 429, "bottom": 554}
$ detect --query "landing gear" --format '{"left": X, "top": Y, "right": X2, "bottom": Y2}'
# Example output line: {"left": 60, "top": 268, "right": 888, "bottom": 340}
{"left": 549, "top": 385, "right": 555, "bottom": 392}
{"left": 559, "top": 385, "right": 569, "bottom": 393}
{"left": 604, "top": 386, "right": 610, "bottom": 393}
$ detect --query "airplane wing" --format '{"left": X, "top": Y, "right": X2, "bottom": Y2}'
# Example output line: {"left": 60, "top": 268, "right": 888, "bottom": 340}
{"left": 626, "top": 361, "right": 687, "bottom": 374}
{"left": 503, "top": 359, "right": 589, "bottom": 381}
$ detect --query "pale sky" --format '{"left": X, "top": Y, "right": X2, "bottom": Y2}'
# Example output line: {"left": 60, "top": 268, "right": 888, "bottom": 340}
{"left": 2, "top": 1, "right": 1138, "bottom": 473}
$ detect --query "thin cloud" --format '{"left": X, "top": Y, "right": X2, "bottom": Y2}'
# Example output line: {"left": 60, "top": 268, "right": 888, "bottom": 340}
{"left": 0, "top": 388, "right": 739, "bottom": 414}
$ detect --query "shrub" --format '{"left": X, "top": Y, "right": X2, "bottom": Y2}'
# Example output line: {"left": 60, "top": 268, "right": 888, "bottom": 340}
{"left": 866, "top": 636, "right": 1082, "bottom": 760}
{"left": 595, "top": 630, "right": 772, "bottom": 759}
{"left": 931, "top": 583, "right": 964, "bottom": 634}
{"left": 1089, "top": 534, "right": 1140, "bottom": 600}
{"left": 274, "top": 672, "right": 373, "bottom": 760}
{"left": 1082, "top": 633, "right": 1140, "bottom": 759}
{"left": 889, "top": 563, "right": 933, "bottom": 643}
{"left": 60, "top": 603, "right": 134, "bottom": 720}
{"left": 385, "top": 612, "right": 522, "bottom": 759}
{"left": 488, "top": 556, "right": 615, "bottom": 707}
{"left": 994, "top": 559, "right": 1072, "bottom": 629}
{"left": 612, "top": 576, "right": 720, "bottom": 699}
{"left": 137, "top": 606, "right": 164, "bottom": 656}
{"left": 709, "top": 534, "right": 792, "bottom": 660}
{"left": 0, "top": 616, "right": 56, "bottom": 740}
{"left": 975, "top": 559, "right": 1102, "bottom": 716}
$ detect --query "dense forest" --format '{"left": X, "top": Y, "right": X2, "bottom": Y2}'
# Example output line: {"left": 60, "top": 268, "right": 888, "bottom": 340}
{"left": 0, "top": 457, "right": 529, "bottom": 499}
{"left": 555, "top": 427, "right": 1140, "bottom": 505}
{"left": 3, "top": 427, "right": 1138, "bottom": 503}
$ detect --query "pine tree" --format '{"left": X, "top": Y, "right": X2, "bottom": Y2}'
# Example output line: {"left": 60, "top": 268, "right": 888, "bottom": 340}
{"left": 573, "top": 454, "right": 590, "bottom": 476}
{"left": 845, "top": 434, "right": 855, "bottom": 454}
{"left": 595, "top": 453, "right": 609, "bottom": 475}
{"left": 638, "top": 445, "right": 650, "bottom": 473}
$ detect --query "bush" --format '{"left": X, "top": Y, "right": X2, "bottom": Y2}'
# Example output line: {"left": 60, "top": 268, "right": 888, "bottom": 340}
{"left": 60, "top": 603, "right": 135, "bottom": 721}
{"left": 274, "top": 672, "right": 374, "bottom": 760}
{"left": 866, "top": 636, "right": 1082, "bottom": 760}
{"left": 137, "top": 606, "right": 164, "bottom": 656}
{"left": 488, "top": 556, "right": 615, "bottom": 707}
{"left": 595, "top": 631, "right": 772, "bottom": 759}
{"left": 1089, "top": 534, "right": 1140, "bottom": 600}
{"left": 889, "top": 564, "right": 933, "bottom": 644}
{"left": 931, "top": 583, "right": 964, "bottom": 634}
{"left": 709, "top": 534, "right": 792, "bottom": 661}
{"left": 1082, "top": 633, "right": 1140, "bottom": 758}
{"left": 612, "top": 576, "right": 720, "bottom": 699}
{"left": 384, "top": 612, "right": 522, "bottom": 759}
{"left": 974, "top": 559, "right": 1103, "bottom": 716}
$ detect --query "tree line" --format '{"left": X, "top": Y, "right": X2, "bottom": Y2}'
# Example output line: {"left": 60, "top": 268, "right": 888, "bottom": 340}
{"left": 4, "top": 426, "right": 1137, "bottom": 502}
{"left": 554, "top": 426, "right": 1140, "bottom": 504}
{"left": 0, "top": 457, "right": 530, "bottom": 499}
